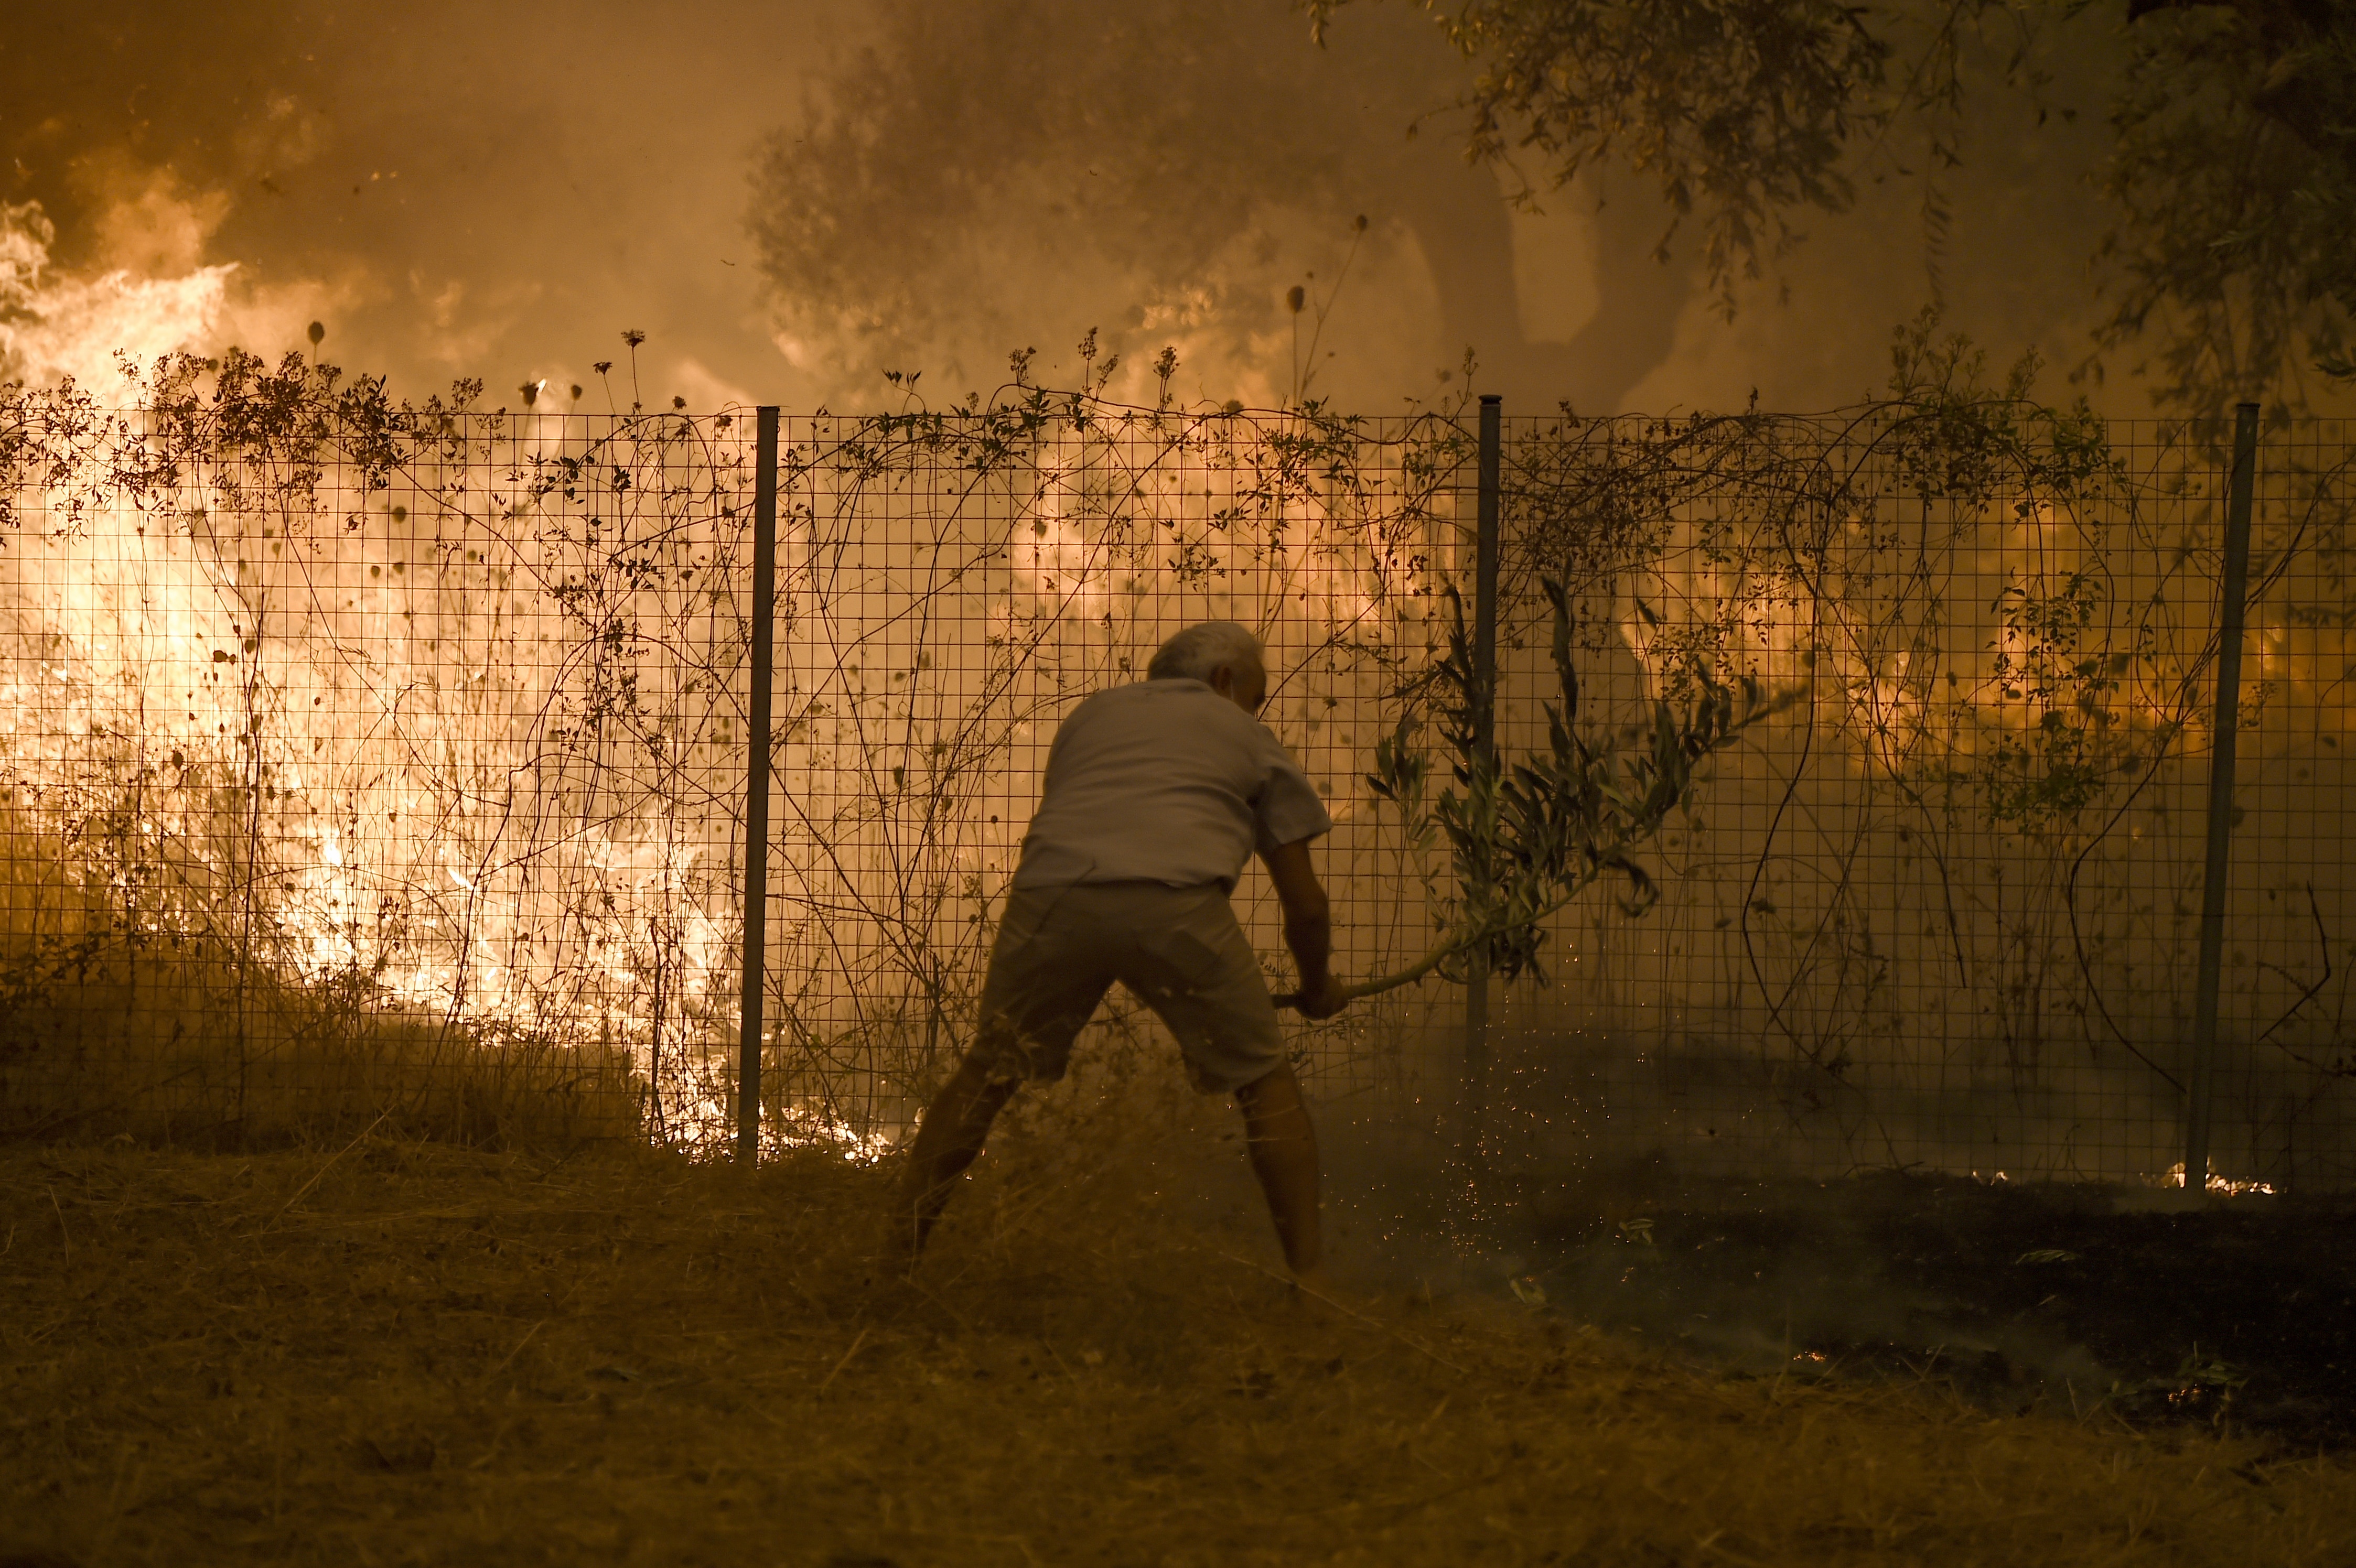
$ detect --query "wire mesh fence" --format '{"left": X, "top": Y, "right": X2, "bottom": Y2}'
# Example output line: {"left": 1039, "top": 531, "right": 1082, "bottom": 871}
{"left": 1, "top": 356, "right": 2349, "bottom": 1186}
{"left": 1480, "top": 404, "right": 2356, "bottom": 1190}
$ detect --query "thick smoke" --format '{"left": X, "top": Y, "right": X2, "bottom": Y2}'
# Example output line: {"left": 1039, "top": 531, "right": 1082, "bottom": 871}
{"left": 0, "top": 0, "right": 2202, "bottom": 415}
{"left": 3, "top": 1, "right": 845, "bottom": 406}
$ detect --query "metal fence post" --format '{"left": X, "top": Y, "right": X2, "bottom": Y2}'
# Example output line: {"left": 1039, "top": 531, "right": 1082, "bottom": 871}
{"left": 2185, "top": 400, "right": 2261, "bottom": 1190}
{"left": 738, "top": 406, "right": 781, "bottom": 1164}
{"left": 1465, "top": 395, "right": 1502, "bottom": 1159}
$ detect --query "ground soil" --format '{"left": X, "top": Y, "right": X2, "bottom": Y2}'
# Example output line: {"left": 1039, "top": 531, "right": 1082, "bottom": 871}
{"left": 7, "top": 1100, "right": 2356, "bottom": 1567}
{"left": 1510, "top": 1172, "right": 2356, "bottom": 1448}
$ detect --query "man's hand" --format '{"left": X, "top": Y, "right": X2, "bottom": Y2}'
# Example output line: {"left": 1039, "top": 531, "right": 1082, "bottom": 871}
{"left": 1293, "top": 970, "right": 1348, "bottom": 1020}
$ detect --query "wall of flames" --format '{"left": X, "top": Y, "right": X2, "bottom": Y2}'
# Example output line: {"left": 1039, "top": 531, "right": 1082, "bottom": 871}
{"left": 4, "top": 263, "right": 2354, "bottom": 1181}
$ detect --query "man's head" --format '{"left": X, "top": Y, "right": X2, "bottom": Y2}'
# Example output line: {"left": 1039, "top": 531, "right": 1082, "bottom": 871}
{"left": 1147, "top": 621, "right": 1267, "bottom": 714}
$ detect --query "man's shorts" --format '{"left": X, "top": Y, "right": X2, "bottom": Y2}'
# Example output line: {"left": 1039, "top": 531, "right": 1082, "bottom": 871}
{"left": 972, "top": 880, "right": 1286, "bottom": 1095}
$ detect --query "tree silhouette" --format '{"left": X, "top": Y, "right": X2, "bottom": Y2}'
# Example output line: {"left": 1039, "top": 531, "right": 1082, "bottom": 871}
{"left": 747, "top": 0, "right": 1699, "bottom": 411}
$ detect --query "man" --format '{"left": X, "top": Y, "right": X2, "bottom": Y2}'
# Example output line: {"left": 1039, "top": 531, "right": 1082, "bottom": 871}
{"left": 895, "top": 620, "right": 1348, "bottom": 1289}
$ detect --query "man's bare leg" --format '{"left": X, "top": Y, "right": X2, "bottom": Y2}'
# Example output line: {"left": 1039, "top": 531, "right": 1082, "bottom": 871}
{"left": 892, "top": 1049, "right": 1017, "bottom": 1264}
{"left": 1234, "top": 1062, "right": 1326, "bottom": 1292}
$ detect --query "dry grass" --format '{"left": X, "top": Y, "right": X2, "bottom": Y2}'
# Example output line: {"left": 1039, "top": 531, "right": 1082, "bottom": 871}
{"left": 0, "top": 786, "right": 640, "bottom": 1150}
{"left": 0, "top": 934, "right": 640, "bottom": 1149}
{"left": 5, "top": 1079, "right": 2355, "bottom": 1567}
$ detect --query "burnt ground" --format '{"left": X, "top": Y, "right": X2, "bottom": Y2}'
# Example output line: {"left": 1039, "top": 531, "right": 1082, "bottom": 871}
{"left": 1314, "top": 1108, "right": 2356, "bottom": 1453}
{"left": 1494, "top": 1174, "right": 2356, "bottom": 1448}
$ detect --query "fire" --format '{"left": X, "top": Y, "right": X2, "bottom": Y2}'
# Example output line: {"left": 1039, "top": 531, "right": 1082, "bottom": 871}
{"left": 2157, "top": 1163, "right": 2276, "bottom": 1196}
{"left": 1, "top": 202, "right": 234, "bottom": 388}
{"left": 6, "top": 195, "right": 2346, "bottom": 1188}
{"left": 2, "top": 337, "right": 1463, "bottom": 1153}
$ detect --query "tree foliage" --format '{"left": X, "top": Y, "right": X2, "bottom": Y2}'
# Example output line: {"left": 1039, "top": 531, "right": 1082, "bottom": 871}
{"left": 1307, "top": 0, "right": 2356, "bottom": 413}
{"left": 2101, "top": 0, "right": 2356, "bottom": 409}
{"left": 1345, "top": 579, "right": 1773, "bottom": 1002}
{"left": 1310, "top": 0, "right": 1918, "bottom": 307}
{"left": 747, "top": 4, "right": 1411, "bottom": 398}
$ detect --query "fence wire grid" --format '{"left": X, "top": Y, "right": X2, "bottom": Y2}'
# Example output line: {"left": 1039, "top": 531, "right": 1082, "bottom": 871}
{"left": 2, "top": 366, "right": 2350, "bottom": 1187}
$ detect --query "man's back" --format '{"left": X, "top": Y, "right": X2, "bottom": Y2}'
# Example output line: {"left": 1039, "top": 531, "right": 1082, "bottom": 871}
{"left": 1012, "top": 678, "right": 1330, "bottom": 891}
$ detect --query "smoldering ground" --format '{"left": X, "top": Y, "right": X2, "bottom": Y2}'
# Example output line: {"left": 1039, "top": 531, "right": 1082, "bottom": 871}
{"left": 1323, "top": 1105, "right": 2356, "bottom": 1453}
{"left": 9, "top": 1067, "right": 2356, "bottom": 1568}
{"left": 1303, "top": 1007, "right": 2356, "bottom": 1454}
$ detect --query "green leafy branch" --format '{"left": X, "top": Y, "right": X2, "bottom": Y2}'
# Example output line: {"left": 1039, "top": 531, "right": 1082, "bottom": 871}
{"left": 1288, "top": 577, "right": 1783, "bottom": 1009}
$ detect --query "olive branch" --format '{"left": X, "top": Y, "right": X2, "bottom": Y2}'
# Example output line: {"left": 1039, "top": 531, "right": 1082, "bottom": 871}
{"left": 1282, "top": 577, "right": 1785, "bottom": 1010}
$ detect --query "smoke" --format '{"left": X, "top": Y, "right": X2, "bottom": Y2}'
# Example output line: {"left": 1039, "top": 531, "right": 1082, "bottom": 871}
{"left": 0, "top": 0, "right": 2265, "bottom": 417}
{"left": 2, "top": 1, "right": 848, "bottom": 407}
{"left": 737, "top": 0, "right": 2257, "bottom": 418}
{"left": 747, "top": 0, "right": 1684, "bottom": 412}
{"left": 0, "top": 175, "right": 349, "bottom": 389}
{"left": 1, "top": 198, "right": 229, "bottom": 387}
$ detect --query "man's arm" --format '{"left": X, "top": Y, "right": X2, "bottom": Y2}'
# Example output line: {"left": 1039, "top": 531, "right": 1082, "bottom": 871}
{"left": 1261, "top": 837, "right": 1346, "bottom": 1019}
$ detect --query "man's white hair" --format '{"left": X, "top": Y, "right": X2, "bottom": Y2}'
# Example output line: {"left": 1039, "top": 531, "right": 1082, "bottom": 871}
{"left": 1147, "top": 621, "right": 1264, "bottom": 683}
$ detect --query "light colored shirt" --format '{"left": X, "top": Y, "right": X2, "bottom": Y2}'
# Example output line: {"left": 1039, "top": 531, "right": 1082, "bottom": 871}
{"left": 1011, "top": 678, "right": 1332, "bottom": 892}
